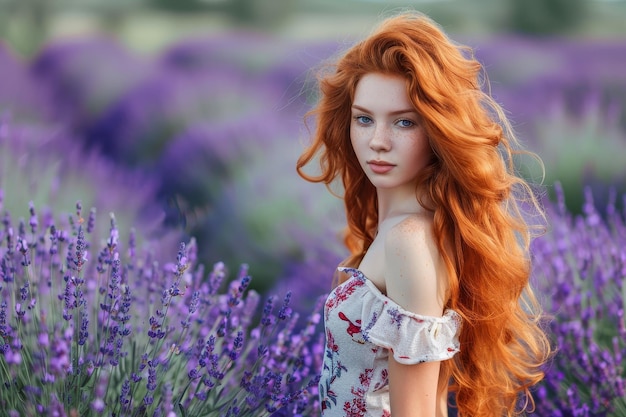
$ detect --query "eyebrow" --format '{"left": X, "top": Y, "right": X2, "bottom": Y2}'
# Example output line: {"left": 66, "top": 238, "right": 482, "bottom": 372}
{"left": 351, "top": 104, "right": 418, "bottom": 116}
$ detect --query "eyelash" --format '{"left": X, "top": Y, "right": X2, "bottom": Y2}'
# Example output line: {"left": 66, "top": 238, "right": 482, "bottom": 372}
{"left": 353, "top": 116, "right": 415, "bottom": 128}
{"left": 354, "top": 115, "right": 372, "bottom": 125}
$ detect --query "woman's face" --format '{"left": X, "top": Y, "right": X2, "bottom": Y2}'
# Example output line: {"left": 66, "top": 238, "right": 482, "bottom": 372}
{"left": 350, "top": 72, "right": 432, "bottom": 194}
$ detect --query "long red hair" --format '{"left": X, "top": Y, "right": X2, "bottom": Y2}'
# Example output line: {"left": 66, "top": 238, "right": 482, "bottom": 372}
{"left": 297, "top": 11, "right": 551, "bottom": 417}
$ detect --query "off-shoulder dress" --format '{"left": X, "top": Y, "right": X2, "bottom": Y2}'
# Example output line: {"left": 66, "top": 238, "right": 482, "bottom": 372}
{"left": 319, "top": 267, "right": 461, "bottom": 416}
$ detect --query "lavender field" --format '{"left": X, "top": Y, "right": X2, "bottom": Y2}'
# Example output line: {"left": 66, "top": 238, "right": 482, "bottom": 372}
{"left": 1, "top": 27, "right": 626, "bottom": 416}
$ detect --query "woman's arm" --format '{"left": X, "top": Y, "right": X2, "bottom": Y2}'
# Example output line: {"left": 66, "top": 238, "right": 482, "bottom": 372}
{"left": 388, "top": 359, "right": 442, "bottom": 416}
{"left": 385, "top": 214, "right": 449, "bottom": 416}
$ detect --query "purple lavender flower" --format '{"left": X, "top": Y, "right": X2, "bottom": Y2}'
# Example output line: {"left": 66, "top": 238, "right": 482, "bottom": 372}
{"left": 531, "top": 185, "right": 626, "bottom": 415}
{"left": 29, "top": 37, "right": 150, "bottom": 136}
{"left": 0, "top": 117, "right": 181, "bottom": 261}
{"left": 28, "top": 201, "right": 38, "bottom": 235}
{"left": 0, "top": 197, "right": 325, "bottom": 415}
{"left": 278, "top": 292, "right": 293, "bottom": 321}
{"left": 0, "top": 45, "right": 50, "bottom": 122}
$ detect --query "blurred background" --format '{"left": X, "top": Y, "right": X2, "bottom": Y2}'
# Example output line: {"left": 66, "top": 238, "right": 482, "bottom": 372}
{"left": 1, "top": 0, "right": 626, "bottom": 310}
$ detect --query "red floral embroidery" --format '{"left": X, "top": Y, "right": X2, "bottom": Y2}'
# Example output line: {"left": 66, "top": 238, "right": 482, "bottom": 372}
{"left": 343, "top": 397, "right": 367, "bottom": 416}
{"left": 326, "top": 329, "right": 339, "bottom": 352}
{"left": 373, "top": 369, "right": 388, "bottom": 391}
{"left": 325, "top": 277, "right": 364, "bottom": 311}
{"left": 339, "top": 312, "right": 362, "bottom": 337}
{"left": 358, "top": 368, "right": 373, "bottom": 386}
{"left": 320, "top": 268, "right": 461, "bottom": 416}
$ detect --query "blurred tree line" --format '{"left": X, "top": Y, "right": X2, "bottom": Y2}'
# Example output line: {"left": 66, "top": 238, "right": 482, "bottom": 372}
{"left": 508, "top": 0, "right": 588, "bottom": 36}
{"left": 0, "top": 0, "right": 617, "bottom": 56}
{"left": 0, "top": 0, "right": 293, "bottom": 55}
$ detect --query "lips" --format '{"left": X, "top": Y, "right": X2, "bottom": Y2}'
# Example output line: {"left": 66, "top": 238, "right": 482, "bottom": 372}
{"left": 367, "top": 160, "right": 395, "bottom": 174}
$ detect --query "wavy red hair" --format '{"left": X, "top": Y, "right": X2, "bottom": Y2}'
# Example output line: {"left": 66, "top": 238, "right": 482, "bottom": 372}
{"left": 297, "top": 11, "right": 551, "bottom": 417}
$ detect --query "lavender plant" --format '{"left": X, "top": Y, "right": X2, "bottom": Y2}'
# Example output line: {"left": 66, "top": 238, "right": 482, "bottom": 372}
{"left": 0, "top": 116, "right": 173, "bottom": 251}
{"left": 531, "top": 184, "right": 626, "bottom": 415}
{"left": 29, "top": 37, "right": 150, "bottom": 135}
{"left": 86, "top": 64, "right": 275, "bottom": 167}
{"left": 473, "top": 36, "right": 626, "bottom": 214}
{"left": 0, "top": 196, "right": 323, "bottom": 416}
{"left": 0, "top": 43, "right": 50, "bottom": 123}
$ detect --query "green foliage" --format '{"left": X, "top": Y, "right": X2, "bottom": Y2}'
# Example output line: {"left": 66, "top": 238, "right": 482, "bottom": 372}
{"left": 507, "top": 0, "right": 589, "bottom": 35}
{"left": 149, "top": 0, "right": 208, "bottom": 12}
{"left": 528, "top": 99, "right": 626, "bottom": 212}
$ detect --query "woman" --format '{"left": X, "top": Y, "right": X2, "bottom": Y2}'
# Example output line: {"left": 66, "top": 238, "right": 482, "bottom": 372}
{"left": 297, "top": 11, "right": 552, "bottom": 417}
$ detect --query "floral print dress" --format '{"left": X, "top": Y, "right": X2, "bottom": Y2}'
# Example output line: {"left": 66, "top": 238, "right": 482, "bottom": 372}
{"left": 319, "top": 267, "right": 461, "bottom": 416}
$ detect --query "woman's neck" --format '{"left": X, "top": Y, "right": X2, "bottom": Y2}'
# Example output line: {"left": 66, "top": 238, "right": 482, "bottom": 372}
{"left": 376, "top": 187, "right": 428, "bottom": 224}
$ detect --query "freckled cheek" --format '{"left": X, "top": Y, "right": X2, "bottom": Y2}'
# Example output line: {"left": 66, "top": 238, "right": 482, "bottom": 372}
{"left": 350, "top": 124, "right": 367, "bottom": 141}
{"left": 349, "top": 128, "right": 369, "bottom": 158}
{"left": 403, "top": 131, "right": 430, "bottom": 152}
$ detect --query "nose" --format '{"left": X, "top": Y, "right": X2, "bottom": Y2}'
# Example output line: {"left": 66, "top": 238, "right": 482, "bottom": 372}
{"left": 369, "top": 125, "right": 391, "bottom": 151}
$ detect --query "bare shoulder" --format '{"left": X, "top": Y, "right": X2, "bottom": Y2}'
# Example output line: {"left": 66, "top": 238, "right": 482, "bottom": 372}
{"left": 387, "top": 212, "right": 432, "bottom": 240}
{"left": 384, "top": 213, "right": 446, "bottom": 316}
{"left": 384, "top": 213, "right": 436, "bottom": 260}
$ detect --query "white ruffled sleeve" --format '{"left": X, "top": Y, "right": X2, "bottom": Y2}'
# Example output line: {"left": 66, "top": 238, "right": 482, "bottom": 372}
{"left": 359, "top": 279, "right": 461, "bottom": 365}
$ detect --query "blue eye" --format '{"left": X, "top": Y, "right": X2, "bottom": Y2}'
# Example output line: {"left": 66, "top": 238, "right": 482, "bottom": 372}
{"left": 397, "top": 119, "right": 414, "bottom": 128}
{"left": 355, "top": 116, "right": 373, "bottom": 124}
